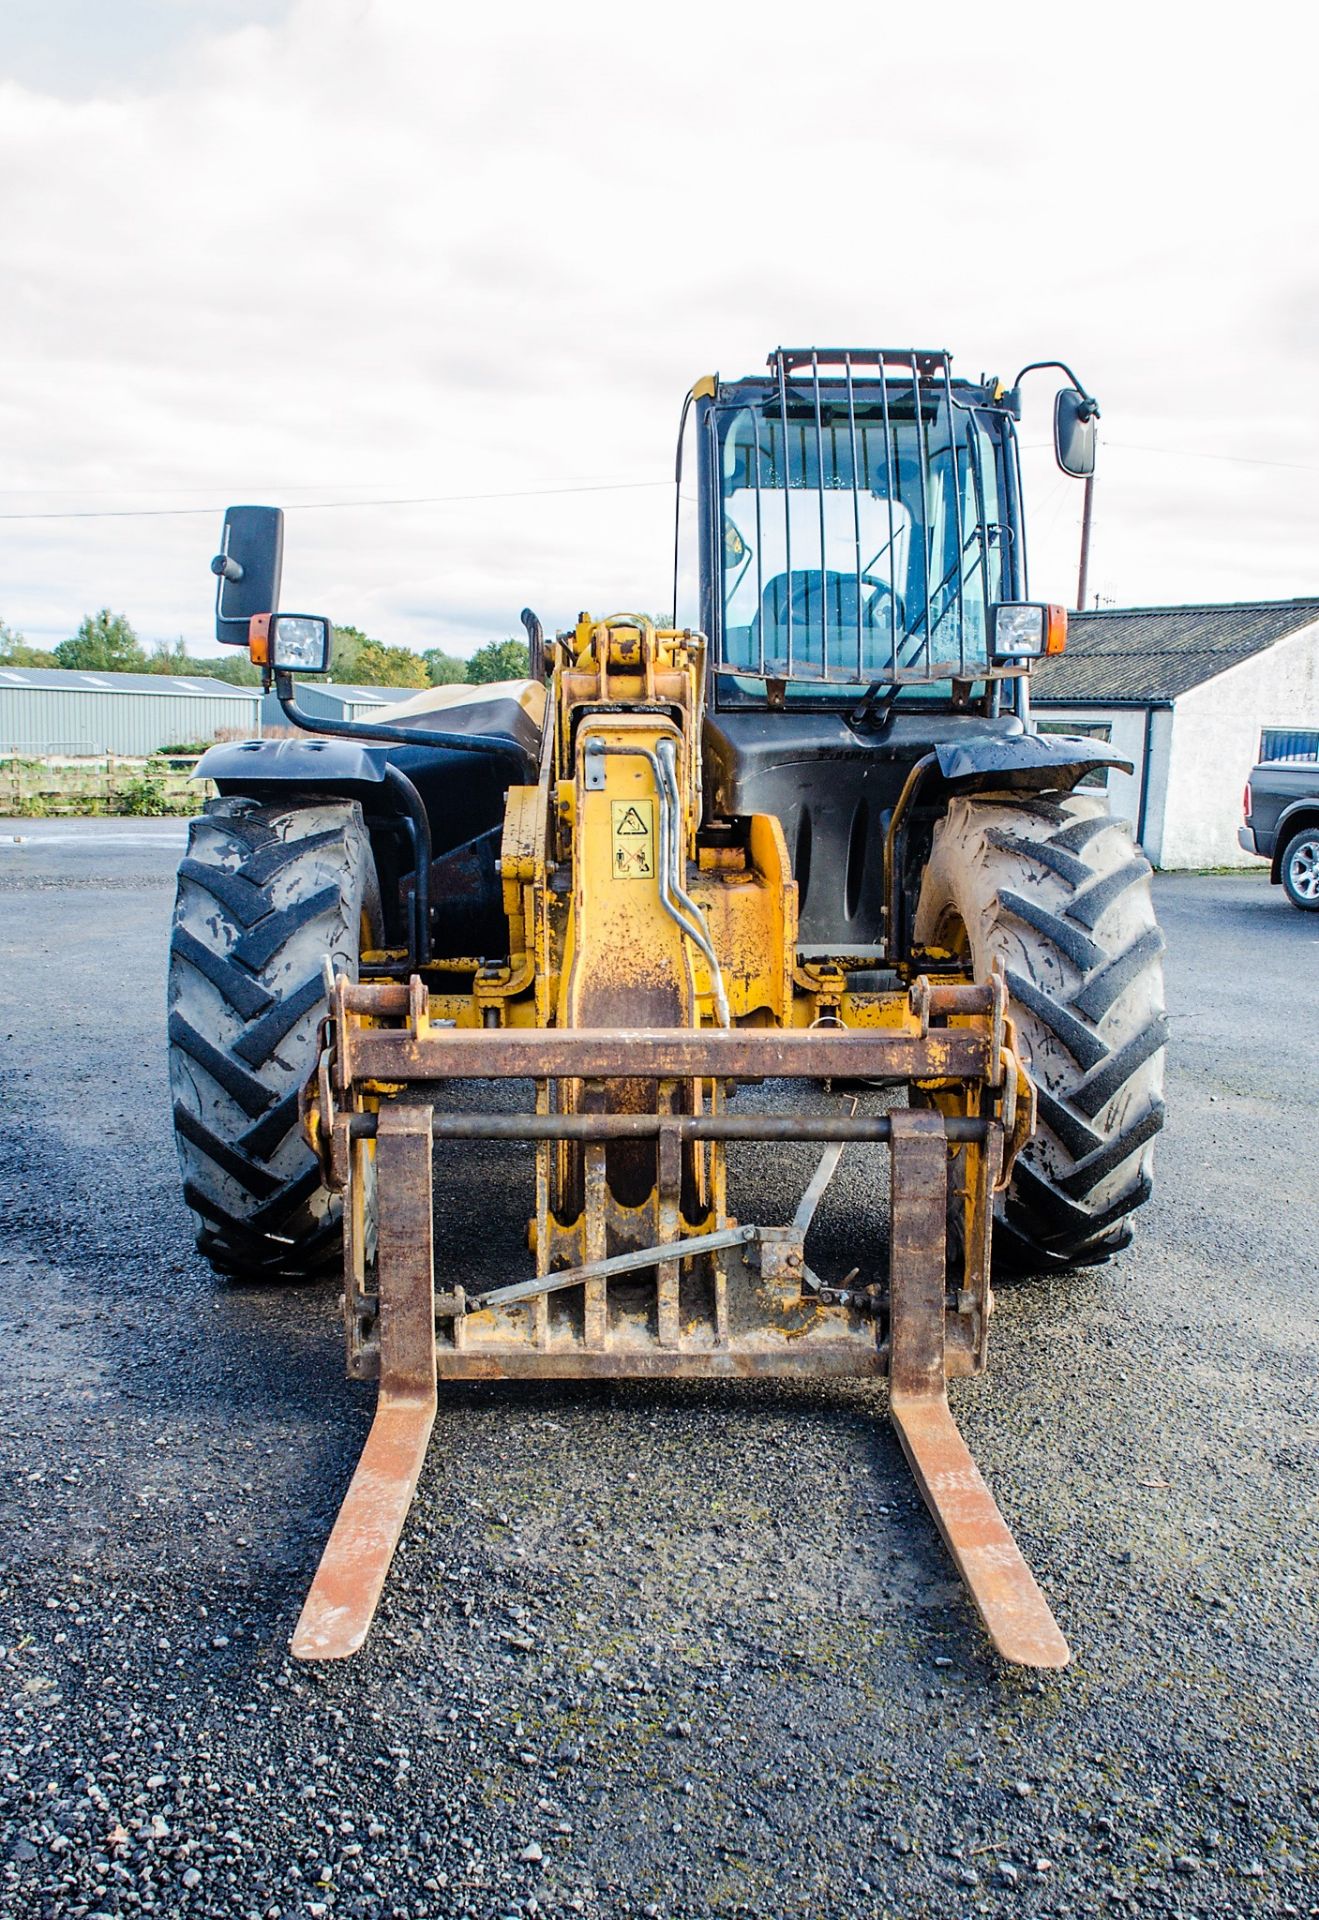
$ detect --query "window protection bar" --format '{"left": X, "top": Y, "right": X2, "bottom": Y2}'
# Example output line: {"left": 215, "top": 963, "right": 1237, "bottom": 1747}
{"left": 876, "top": 353, "right": 899, "bottom": 682}
{"left": 752, "top": 384, "right": 765, "bottom": 682}
{"left": 776, "top": 351, "right": 794, "bottom": 681}
{"left": 910, "top": 352, "right": 933, "bottom": 681}
{"left": 843, "top": 352, "right": 865, "bottom": 679}
{"left": 941, "top": 356, "right": 967, "bottom": 682}
{"left": 720, "top": 349, "right": 997, "bottom": 688}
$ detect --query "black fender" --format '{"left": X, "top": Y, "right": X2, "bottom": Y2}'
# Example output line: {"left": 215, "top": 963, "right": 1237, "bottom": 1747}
{"left": 933, "top": 731, "right": 1133, "bottom": 794}
{"left": 888, "top": 732, "right": 1135, "bottom": 964}
{"left": 191, "top": 736, "right": 518, "bottom": 968}
{"left": 193, "top": 736, "right": 432, "bottom": 961}
{"left": 194, "top": 729, "right": 521, "bottom": 860}
{"left": 1270, "top": 796, "right": 1319, "bottom": 883}
{"left": 194, "top": 735, "right": 392, "bottom": 800}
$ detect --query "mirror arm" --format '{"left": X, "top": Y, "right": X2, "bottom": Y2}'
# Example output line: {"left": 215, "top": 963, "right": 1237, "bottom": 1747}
{"left": 1009, "top": 360, "right": 1101, "bottom": 419}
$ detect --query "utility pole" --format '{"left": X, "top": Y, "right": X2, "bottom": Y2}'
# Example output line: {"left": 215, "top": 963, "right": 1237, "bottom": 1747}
{"left": 1076, "top": 472, "right": 1095, "bottom": 611}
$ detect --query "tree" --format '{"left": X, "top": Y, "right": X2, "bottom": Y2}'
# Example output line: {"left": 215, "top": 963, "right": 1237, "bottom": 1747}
{"left": 56, "top": 609, "right": 146, "bottom": 673}
{"left": 193, "top": 651, "right": 263, "bottom": 687}
{"left": 422, "top": 637, "right": 531, "bottom": 686}
{"left": 423, "top": 648, "right": 469, "bottom": 686}
{"left": 329, "top": 624, "right": 428, "bottom": 688}
{"left": 328, "top": 624, "right": 366, "bottom": 681}
{"left": 354, "top": 638, "right": 428, "bottom": 688}
{"left": 147, "top": 636, "right": 193, "bottom": 675}
{"left": 0, "top": 620, "right": 57, "bottom": 668}
{"left": 466, "top": 637, "right": 530, "bottom": 683}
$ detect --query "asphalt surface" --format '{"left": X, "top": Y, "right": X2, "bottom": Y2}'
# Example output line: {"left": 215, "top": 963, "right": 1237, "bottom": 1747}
{"left": 0, "top": 818, "right": 1315, "bottom": 1920}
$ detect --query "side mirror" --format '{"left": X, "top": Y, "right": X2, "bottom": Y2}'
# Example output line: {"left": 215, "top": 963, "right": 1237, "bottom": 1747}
{"left": 1054, "top": 388, "right": 1098, "bottom": 479}
{"left": 211, "top": 505, "right": 284, "bottom": 645}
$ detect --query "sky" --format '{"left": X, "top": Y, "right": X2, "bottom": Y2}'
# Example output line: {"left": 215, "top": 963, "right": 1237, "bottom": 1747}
{"left": 1, "top": 0, "right": 1316, "bottom": 664}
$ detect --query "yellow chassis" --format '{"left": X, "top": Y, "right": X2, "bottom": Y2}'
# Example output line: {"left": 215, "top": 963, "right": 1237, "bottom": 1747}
{"left": 292, "top": 619, "right": 1065, "bottom": 1669}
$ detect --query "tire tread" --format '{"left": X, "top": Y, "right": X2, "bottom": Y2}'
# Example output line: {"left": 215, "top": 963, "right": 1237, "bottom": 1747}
{"left": 915, "top": 790, "right": 1166, "bottom": 1274}
{"left": 167, "top": 799, "right": 372, "bottom": 1282}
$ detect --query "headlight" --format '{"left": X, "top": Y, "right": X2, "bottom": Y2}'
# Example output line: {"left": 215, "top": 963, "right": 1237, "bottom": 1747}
{"left": 991, "top": 602, "right": 1067, "bottom": 663}
{"left": 269, "top": 614, "right": 331, "bottom": 673}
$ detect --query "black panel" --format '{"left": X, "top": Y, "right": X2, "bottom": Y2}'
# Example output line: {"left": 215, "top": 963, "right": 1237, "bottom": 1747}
{"left": 704, "top": 710, "right": 1027, "bottom": 946}
{"left": 384, "top": 693, "right": 542, "bottom": 771}
{"left": 408, "top": 826, "right": 507, "bottom": 960}
{"left": 382, "top": 744, "right": 518, "bottom": 858}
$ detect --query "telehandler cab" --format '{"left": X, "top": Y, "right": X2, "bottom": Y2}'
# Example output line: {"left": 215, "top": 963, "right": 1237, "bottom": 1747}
{"left": 169, "top": 349, "right": 1166, "bottom": 1667}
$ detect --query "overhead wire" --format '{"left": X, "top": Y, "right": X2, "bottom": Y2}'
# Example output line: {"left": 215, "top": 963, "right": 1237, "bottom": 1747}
{"left": 1021, "top": 440, "right": 1319, "bottom": 474}
{"left": 0, "top": 477, "right": 671, "bottom": 524}
{"left": 5, "top": 439, "right": 1317, "bottom": 524}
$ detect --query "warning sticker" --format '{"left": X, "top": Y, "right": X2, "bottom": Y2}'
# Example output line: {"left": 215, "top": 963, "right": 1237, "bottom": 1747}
{"left": 610, "top": 799, "right": 655, "bottom": 879}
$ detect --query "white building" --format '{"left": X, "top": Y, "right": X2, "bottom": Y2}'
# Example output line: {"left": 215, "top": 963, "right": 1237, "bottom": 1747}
{"left": 1031, "top": 599, "right": 1319, "bottom": 868}
{"left": 0, "top": 667, "right": 263, "bottom": 758}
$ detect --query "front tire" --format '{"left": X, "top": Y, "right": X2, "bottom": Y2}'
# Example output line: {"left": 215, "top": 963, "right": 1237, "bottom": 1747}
{"left": 914, "top": 792, "right": 1167, "bottom": 1273}
{"left": 1280, "top": 825, "right": 1319, "bottom": 911}
{"left": 167, "top": 797, "right": 378, "bottom": 1281}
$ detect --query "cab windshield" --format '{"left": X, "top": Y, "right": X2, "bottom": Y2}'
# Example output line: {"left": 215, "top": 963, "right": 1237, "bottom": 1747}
{"left": 714, "top": 387, "right": 1006, "bottom": 700}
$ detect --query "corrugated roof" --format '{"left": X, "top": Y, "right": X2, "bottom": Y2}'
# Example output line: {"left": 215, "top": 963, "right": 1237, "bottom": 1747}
{"left": 315, "top": 684, "right": 417, "bottom": 704}
{"left": 1032, "top": 598, "right": 1319, "bottom": 704}
{"left": 0, "top": 666, "right": 258, "bottom": 698}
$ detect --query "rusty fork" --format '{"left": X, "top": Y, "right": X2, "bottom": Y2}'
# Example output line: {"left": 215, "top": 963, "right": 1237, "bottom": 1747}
{"left": 290, "top": 986, "right": 1067, "bottom": 1670}
{"left": 292, "top": 1106, "right": 436, "bottom": 1661}
{"left": 887, "top": 1111, "right": 1069, "bottom": 1669}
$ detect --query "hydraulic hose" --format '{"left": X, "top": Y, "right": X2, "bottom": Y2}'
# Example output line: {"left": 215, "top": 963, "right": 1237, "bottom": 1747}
{"left": 381, "top": 765, "right": 433, "bottom": 967}
{"left": 591, "top": 737, "right": 730, "bottom": 1027}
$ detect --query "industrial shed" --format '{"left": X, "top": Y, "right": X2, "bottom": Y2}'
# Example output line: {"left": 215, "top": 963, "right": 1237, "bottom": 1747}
{"left": 1032, "top": 598, "right": 1319, "bottom": 868}
{"left": 0, "top": 667, "right": 262, "bottom": 757}
{"left": 259, "top": 682, "right": 418, "bottom": 731}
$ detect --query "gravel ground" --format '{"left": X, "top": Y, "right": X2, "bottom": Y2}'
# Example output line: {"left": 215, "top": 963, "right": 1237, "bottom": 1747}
{"left": 0, "top": 818, "right": 1315, "bottom": 1920}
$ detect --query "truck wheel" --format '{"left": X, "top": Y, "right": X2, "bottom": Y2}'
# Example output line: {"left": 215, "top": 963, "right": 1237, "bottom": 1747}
{"left": 1280, "top": 825, "right": 1319, "bottom": 910}
{"left": 913, "top": 792, "right": 1167, "bottom": 1273}
{"left": 167, "top": 797, "right": 379, "bottom": 1281}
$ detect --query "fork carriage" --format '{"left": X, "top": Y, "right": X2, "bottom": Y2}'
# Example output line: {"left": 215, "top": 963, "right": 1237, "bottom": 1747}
{"left": 292, "top": 968, "right": 1067, "bottom": 1670}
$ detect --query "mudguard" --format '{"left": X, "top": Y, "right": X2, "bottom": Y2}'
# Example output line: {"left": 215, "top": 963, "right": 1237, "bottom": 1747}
{"left": 194, "top": 736, "right": 391, "bottom": 798}
{"left": 934, "top": 731, "right": 1133, "bottom": 794}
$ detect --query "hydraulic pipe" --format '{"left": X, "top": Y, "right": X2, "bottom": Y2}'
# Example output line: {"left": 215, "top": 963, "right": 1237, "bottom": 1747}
{"left": 344, "top": 1111, "right": 988, "bottom": 1144}
{"left": 382, "top": 765, "right": 433, "bottom": 967}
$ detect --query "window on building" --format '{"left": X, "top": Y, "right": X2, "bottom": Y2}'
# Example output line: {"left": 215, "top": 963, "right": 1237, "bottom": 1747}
{"left": 1036, "top": 719, "right": 1112, "bottom": 789}
{"left": 1260, "top": 727, "right": 1319, "bottom": 763}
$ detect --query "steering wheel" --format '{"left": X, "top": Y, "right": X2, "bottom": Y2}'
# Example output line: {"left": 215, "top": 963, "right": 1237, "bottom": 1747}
{"left": 857, "top": 573, "right": 907, "bottom": 631}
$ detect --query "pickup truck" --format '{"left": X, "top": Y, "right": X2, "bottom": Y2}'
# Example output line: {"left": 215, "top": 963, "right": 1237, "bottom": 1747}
{"left": 1240, "top": 760, "right": 1319, "bottom": 909}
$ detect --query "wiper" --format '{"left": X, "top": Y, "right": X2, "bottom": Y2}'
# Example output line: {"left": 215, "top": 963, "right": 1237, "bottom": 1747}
{"left": 906, "top": 526, "right": 983, "bottom": 645}
{"left": 848, "top": 680, "right": 900, "bottom": 729}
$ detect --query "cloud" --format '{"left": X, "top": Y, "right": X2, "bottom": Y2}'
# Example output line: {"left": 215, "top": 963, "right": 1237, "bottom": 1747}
{"left": 0, "top": 0, "right": 1315, "bottom": 660}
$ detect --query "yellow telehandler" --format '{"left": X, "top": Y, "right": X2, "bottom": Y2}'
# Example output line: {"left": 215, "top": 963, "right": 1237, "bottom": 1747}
{"left": 169, "top": 349, "right": 1165, "bottom": 1667}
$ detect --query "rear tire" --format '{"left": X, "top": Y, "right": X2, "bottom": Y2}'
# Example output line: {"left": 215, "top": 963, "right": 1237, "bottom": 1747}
{"left": 167, "top": 797, "right": 378, "bottom": 1281}
{"left": 913, "top": 791, "right": 1167, "bottom": 1273}
{"left": 1280, "top": 825, "right": 1319, "bottom": 911}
